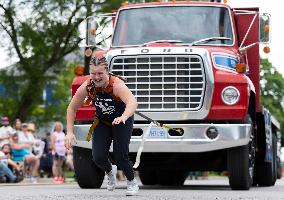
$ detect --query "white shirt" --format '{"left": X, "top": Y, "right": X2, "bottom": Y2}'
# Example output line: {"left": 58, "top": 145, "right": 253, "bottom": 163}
{"left": 0, "top": 125, "right": 14, "bottom": 148}
{"left": 52, "top": 131, "right": 66, "bottom": 156}
{"left": 0, "top": 151, "right": 8, "bottom": 165}
{"left": 18, "top": 131, "right": 35, "bottom": 153}
{"left": 33, "top": 139, "right": 45, "bottom": 157}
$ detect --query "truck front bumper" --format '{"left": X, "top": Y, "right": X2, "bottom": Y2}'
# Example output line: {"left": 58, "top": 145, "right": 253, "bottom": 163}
{"left": 74, "top": 123, "right": 251, "bottom": 152}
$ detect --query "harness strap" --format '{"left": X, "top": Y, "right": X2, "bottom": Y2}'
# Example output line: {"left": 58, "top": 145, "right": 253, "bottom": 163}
{"left": 86, "top": 116, "right": 112, "bottom": 142}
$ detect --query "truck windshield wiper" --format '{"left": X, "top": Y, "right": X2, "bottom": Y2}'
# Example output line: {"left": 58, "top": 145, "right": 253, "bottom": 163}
{"left": 190, "top": 37, "right": 232, "bottom": 46}
{"left": 141, "top": 40, "right": 184, "bottom": 46}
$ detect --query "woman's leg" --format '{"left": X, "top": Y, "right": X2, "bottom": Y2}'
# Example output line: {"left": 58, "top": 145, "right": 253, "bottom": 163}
{"left": 0, "top": 162, "right": 16, "bottom": 182}
{"left": 58, "top": 159, "right": 64, "bottom": 177}
{"left": 31, "top": 157, "right": 40, "bottom": 177}
{"left": 112, "top": 116, "right": 134, "bottom": 181}
{"left": 52, "top": 159, "right": 59, "bottom": 177}
{"left": 24, "top": 155, "right": 35, "bottom": 177}
{"left": 92, "top": 122, "right": 113, "bottom": 173}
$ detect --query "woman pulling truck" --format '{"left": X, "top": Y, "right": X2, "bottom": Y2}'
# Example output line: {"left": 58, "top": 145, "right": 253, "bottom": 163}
{"left": 65, "top": 55, "right": 139, "bottom": 196}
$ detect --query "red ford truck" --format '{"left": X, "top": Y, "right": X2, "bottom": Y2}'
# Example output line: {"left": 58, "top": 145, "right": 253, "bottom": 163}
{"left": 71, "top": 1, "right": 280, "bottom": 190}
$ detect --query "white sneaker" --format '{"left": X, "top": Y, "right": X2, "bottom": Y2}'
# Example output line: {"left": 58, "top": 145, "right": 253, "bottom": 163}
{"left": 30, "top": 176, "right": 38, "bottom": 184}
{"left": 106, "top": 165, "right": 117, "bottom": 191}
{"left": 126, "top": 178, "right": 139, "bottom": 196}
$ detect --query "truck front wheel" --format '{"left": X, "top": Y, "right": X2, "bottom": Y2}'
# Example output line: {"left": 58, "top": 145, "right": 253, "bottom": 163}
{"left": 73, "top": 147, "right": 105, "bottom": 188}
{"left": 227, "top": 116, "right": 255, "bottom": 190}
{"left": 227, "top": 143, "right": 254, "bottom": 190}
{"left": 139, "top": 169, "right": 158, "bottom": 185}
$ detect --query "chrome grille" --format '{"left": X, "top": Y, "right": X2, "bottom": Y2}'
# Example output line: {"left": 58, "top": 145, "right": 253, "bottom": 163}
{"left": 111, "top": 55, "right": 205, "bottom": 111}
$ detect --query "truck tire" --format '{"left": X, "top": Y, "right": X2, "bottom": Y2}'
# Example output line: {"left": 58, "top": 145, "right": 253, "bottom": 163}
{"left": 227, "top": 143, "right": 254, "bottom": 190}
{"left": 255, "top": 134, "right": 277, "bottom": 186}
{"left": 139, "top": 169, "right": 158, "bottom": 185}
{"left": 157, "top": 170, "right": 187, "bottom": 186}
{"left": 73, "top": 146, "right": 105, "bottom": 188}
{"left": 228, "top": 115, "right": 255, "bottom": 190}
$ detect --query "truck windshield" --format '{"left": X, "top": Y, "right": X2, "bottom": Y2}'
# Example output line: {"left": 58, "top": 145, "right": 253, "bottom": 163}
{"left": 112, "top": 6, "right": 233, "bottom": 47}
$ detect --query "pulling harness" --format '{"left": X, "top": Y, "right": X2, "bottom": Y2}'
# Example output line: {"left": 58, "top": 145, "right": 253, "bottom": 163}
{"left": 85, "top": 74, "right": 125, "bottom": 142}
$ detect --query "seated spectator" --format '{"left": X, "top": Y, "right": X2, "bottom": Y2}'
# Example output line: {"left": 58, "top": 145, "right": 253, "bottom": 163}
{"left": 0, "top": 116, "right": 14, "bottom": 149}
{"left": 10, "top": 132, "right": 39, "bottom": 183}
{"left": 27, "top": 123, "right": 45, "bottom": 159}
{"left": 0, "top": 144, "right": 23, "bottom": 183}
{"left": 13, "top": 119, "right": 22, "bottom": 133}
{"left": 18, "top": 123, "right": 35, "bottom": 152}
{"left": 1, "top": 144, "right": 22, "bottom": 172}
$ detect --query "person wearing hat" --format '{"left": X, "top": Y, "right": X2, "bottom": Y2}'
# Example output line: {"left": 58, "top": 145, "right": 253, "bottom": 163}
{"left": 27, "top": 123, "right": 45, "bottom": 159}
{"left": 18, "top": 123, "right": 35, "bottom": 151}
{"left": 0, "top": 116, "right": 14, "bottom": 148}
{"left": 16, "top": 123, "right": 40, "bottom": 183}
{"left": 66, "top": 55, "right": 139, "bottom": 196}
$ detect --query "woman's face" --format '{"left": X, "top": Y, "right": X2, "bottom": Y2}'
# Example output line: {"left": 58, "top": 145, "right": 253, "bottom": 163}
{"left": 2, "top": 145, "right": 10, "bottom": 153}
{"left": 15, "top": 121, "right": 22, "bottom": 130}
{"left": 12, "top": 135, "right": 18, "bottom": 142}
{"left": 89, "top": 64, "right": 109, "bottom": 88}
{"left": 54, "top": 123, "right": 62, "bottom": 132}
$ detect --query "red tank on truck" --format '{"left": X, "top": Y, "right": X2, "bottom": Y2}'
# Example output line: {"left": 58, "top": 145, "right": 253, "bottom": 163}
{"left": 71, "top": 0, "right": 281, "bottom": 190}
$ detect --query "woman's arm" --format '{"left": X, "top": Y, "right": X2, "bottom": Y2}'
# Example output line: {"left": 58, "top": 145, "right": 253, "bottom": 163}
{"left": 10, "top": 142, "right": 30, "bottom": 150}
{"left": 8, "top": 159, "right": 21, "bottom": 171}
{"left": 65, "top": 80, "right": 88, "bottom": 149}
{"left": 112, "top": 78, "right": 138, "bottom": 124}
{"left": 51, "top": 134, "right": 56, "bottom": 154}
{"left": 66, "top": 80, "right": 88, "bottom": 135}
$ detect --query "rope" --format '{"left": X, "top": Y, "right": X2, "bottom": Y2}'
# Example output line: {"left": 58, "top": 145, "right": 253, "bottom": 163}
{"left": 133, "top": 122, "right": 154, "bottom": 169}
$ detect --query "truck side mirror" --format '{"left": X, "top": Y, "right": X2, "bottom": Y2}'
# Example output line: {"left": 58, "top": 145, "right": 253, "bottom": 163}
{"left": 86, "top": 16, "right": 97, "bottom": 47}
{"left": 259, "top": 13, "right": 271, "bottom": 44}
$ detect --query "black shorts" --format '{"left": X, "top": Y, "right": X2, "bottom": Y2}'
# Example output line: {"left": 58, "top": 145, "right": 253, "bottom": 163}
{"left": 53, "top": 153, "right": 65, "bottom": 161}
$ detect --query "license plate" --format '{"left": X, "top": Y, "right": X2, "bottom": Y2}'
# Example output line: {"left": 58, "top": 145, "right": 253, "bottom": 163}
{"left": 148, "top": 127, "right": 167, "bottom": 139}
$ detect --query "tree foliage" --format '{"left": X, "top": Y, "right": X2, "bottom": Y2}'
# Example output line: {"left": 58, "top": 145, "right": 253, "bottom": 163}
{"left": 0, "top": 0, "right": 101, "bottom": 122}
{"left": 260, "top": 58, "right": 284, "bottom": 138}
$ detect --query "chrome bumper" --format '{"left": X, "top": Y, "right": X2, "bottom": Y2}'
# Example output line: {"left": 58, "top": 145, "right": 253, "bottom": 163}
{"left": 74, "top": 123, "right": 251, "bottom": 153}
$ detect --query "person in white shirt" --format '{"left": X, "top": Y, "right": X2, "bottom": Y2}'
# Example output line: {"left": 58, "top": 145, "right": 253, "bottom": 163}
{"left": 16, "top": 123, "right": 39, "bottom": 183}
{"left": 51, "top": 121, "right": 66, "bottom": 183}
{"left": 27, "top": 123, "right": 45, "bottom": 159}
{"left": 0, "top": 116, "right": 14, "bottom": 148}
{"left": 18, "top": 123, "right": 35, "bottom": 153}
{"left": 13, "top": 119, "right": 22, "bottom": 133}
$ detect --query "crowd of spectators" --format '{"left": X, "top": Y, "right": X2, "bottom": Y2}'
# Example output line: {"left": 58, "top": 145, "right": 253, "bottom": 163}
{"left": 0, "top": 116, "right": 73, "bottom": 184}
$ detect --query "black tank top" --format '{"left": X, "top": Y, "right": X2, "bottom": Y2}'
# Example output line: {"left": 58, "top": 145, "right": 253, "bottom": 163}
{"left": 86, "top": 76, "right": 126, "bottom": 122}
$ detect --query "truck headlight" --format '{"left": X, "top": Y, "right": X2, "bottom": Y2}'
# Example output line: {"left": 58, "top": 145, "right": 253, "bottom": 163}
{"left": 221, "top": 86, "right": 240, "bottom": 105}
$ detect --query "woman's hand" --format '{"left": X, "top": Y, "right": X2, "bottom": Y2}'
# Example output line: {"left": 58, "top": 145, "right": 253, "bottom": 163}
{"left": 112, "top": 115, "right": 127, "bottom": 125}
{"left": 65, "top": 133, "right": 77, "bottom": 150}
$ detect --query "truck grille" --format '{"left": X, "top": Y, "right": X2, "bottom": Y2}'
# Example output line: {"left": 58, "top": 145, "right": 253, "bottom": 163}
{"left": 111, "top": 55, "right": 205, "bottom": 111}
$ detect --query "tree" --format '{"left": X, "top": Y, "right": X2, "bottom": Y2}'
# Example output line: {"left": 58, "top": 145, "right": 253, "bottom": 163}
{"left": 29, "top": 62, "right": 77, "bottom": 125}
{"left": 260, "top": 58, "right": 284, "bottom": 138}
{"left": 0, "top": 0, "right": 102, "bottom": 122}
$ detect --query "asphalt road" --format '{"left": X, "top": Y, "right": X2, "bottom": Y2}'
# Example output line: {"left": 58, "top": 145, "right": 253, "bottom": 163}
{"left": 0, "top": 177, "right": 284, "bottom": 200}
